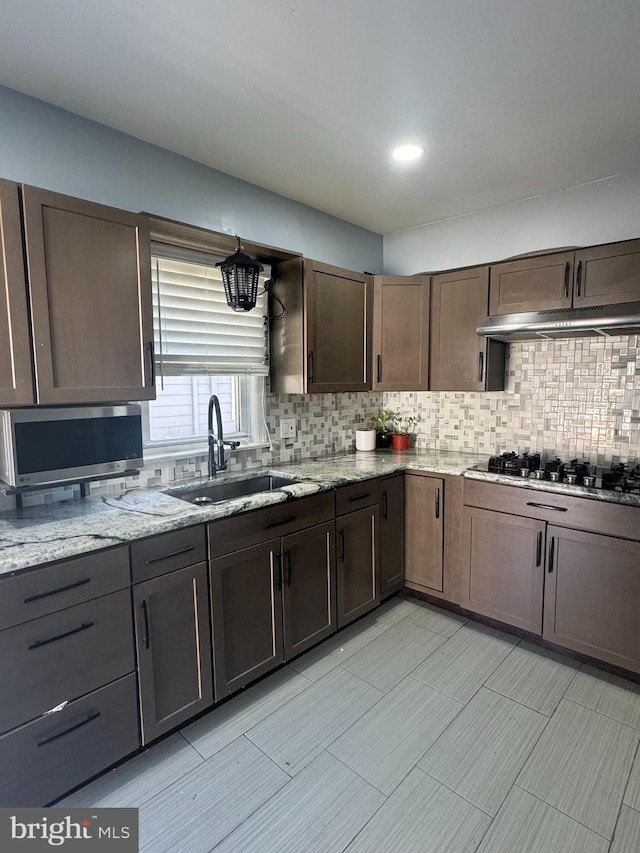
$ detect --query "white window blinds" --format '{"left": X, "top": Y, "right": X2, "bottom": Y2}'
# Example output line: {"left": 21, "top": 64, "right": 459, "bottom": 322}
{"left": 151, "top": 245, "right": 269, "bottom": 376}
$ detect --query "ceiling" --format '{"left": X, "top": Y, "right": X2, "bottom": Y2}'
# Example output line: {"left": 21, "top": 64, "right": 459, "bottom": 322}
{"left": 2, "top": 0, "right": 640, "bottom": 235}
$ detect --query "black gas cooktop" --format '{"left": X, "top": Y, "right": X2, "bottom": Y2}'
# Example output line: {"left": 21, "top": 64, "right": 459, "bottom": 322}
{"left": 484, "top": 452, "right": 640, "bottom": 494}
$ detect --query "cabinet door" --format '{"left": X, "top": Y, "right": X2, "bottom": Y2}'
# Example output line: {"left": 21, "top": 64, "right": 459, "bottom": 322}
{"left": 22, "top": 186, "right": 154, "bottom": 404}
{"left": 281, "top": 521, "right": 336, "bottom": 659}
{"left": 372, "top": 276, "right": 430, "bottom": 391}
{"left": 489, "top": 252, "right": 574, "bottom": 314}
{"left": 573, "top": 239, "right": 640, "bottom": 307}
{"left": 336, "top": 506, "right": 380, "bottom": 628}
{"left": 405, "top": 475, "right": 444, "bottom": 592}
{"left": 0, "top": 178, "right": 34, "bottom": 405}
{"left": 430, "top": 266, "right": 504, "bottom": 391}
{"left": 543, "top": 526, "right": 640, "bottom": 672}
{"left": 461, "top": 507, "right": 544, "bottom": 634}
{"left": 134, "top": 563, "right": 213, "bottom": 743}
{"left": 380, "top": 475, "right": 404, "bottom": 596}
{"left": 306, "top": 260, "right": 371, "bottom": 392}
{"left": 211, "top": 540, "right": 284, "bottom": 700}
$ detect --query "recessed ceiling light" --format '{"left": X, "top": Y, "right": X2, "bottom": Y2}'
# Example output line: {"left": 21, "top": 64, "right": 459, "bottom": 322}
{"left": 391, "top": 144, "right": 425, "bottom": 162}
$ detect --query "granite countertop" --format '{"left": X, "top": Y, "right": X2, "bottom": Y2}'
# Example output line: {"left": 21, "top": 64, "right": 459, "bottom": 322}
{"left": 1, "top": 447, "right": 638, "bottom": 576}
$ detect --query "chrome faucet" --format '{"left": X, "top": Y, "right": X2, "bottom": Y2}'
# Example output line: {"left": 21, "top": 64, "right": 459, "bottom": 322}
{"left": 207, "top": 394, "right": 240, "bottom": 476}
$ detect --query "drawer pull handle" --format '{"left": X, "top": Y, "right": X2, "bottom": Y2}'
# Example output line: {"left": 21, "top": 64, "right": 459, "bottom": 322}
{"left": 339, "top": 529, "right": 345, "bottom": 562}
{"left": 576, "top": 260, "right": 583, "bottom": 297}
{"left": 285, "top": 550, "right": 292, "bottom": 587}
{"left": 548, "top": 537, "right": 556, "bottom": 573}
{"left": 24, "top": 577, "right": 91, "bottom": 603}
{"left": 348, "top": 492, "right": 371, "bottom": 502}
{"left": 275, "top": 552, "right": 283, "bottom": 591}
{"left": 146, "top": 546, "right": 195, "bottom": 565}
{"left": 435, "top": 488, "right": 440, "bottom": 520}
{"left": 308, "top": 350, "right": 314, "bottom": 384}
{"left": 377, "top": 354, "right": 382, "bottom": 384}
{"left": 564, "top": 262, "right": 570, "bottom": 299}
{"left": 536, "top": 531, "right": 543, "bottom": 567}
{"left": 526, "top": 501, "right": 568, "bottom": 512}
{"left": 478, "top": 351, "right": 484, "bottom": 383}
{"left": 37, "top": 711, "right": 101, "bottom": 747}
{"left": 265, "top": 515, "right": 297, "bottom": 529}
{"left": 142, "top": 600, "right": 150, "bottom": 650}
{"left": 382, "top": 489, "right": 388, "bottom": 520}
{"left": 28, "top": 621, "right": 95, "bottom": 650}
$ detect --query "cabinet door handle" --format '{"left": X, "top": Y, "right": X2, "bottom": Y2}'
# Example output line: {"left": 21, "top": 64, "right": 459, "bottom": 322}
{"left": 28, "top": 621, "right": 94, "bottom": 650}
{"left": 536, "top": 530, "right": 543, "bottom": 567}
{"left": 576, "top": 261, "right": 583, "bottom": 297}
{"left": 24, "top": 577, "right": 91, "bottom": 603}
{"left": 285, "top": 550, "right": 292, "bottom": 587}
{"left": 348, "top": 492, "right": 371, "bottom": 503}
{"left": 148, "top": 340, "right": 156, "bottom": 386}
{"left": 435, "top": 488, "right": 440, "bottom": 519}
{"left": 308, "top": 350, "right": 314, "bottom": 383}
{"left": 526, "top": 501, "right": 568, "bottom": 512}
{"left": 37, "top": 712, "right": 101, "bottom": 747}
{"left": 548, "top": 537, "right": 555, "bottom": 573}
{"left": 142, "top": 600, "right": 150, "bottom": 649}
{"left": 382, "top": 489, "right": 388, "bottom": 520}
{"left": 275, "top": 552, "right": 283, "bottom": 590}
{"left": 478, "top": 351, "right": 484, "bottom": 384}
{"left": 146, "top": 546, "right": 194, "bottom": 565}
{"left": 564, "top": 262, "right": 571, "bottom": 299}
{"left": 339, "top": 529, "right": 345, "bottom": 562}
{"left": 377, "top": 354, "right": 382, "bottom": 384}
{"left": 265, "top": 515, "right": 297, "bottom": 529}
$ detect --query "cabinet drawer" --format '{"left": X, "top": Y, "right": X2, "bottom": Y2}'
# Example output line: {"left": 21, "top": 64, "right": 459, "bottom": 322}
{"left": 335, "top": 479, "right": 380, "bottom": 516}
{"left": 464, "top": 478, "right": 640, "bottom": 541}
{"left": 0, "top": 672, "right": 140, "bottom": 807}
{"left": 130, "top": 525, "right": 206, "bottom": 583}
{"left": 0, "top": 546, "right": 130, "bottom": 631}
{"left": 209, "top": 492, "right": 334, "bottom": 558}
{"left": 0, "top": 588, "right": 135, "bottom": 736}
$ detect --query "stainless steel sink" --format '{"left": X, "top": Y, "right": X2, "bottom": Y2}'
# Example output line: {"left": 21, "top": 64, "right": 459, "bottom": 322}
{"left": 167, "top": 475, "right": 300, "bottom": 506}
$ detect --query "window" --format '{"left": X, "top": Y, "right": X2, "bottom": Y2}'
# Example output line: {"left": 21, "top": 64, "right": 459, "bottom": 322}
{"left": 143, "top": 248, "right": 270, "bottom": 455}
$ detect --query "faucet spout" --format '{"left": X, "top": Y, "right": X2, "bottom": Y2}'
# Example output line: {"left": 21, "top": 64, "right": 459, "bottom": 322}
{"left": 208, "top": 394, "right": 224, "bottom": 477}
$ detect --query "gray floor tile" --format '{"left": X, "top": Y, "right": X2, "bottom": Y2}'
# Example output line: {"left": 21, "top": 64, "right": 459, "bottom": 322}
{"left": 404, "top": 601, "right": 468, "bottom": 637}
{"left": 57, "top": 732, "right": 204, "bottom": 808}
{"left": 182, "top": 665, "right": 311, "bottom": 758}
{"left": 565, "top": 664, "right": 640, "bottom": 729}
{"left": 419, "top": 687, "right": 547, "bottom": 816}
{"left": 485, "top": 641, "right": 579, "bottom": 716}
{"left": 476, "top": 786, "right": 609, "bottom": 853}
{"left": 246, "top": 667, "right": 383, "bottom": 775}
{"left": 345, "top": 767, "right": 491, "bottom": 853}
{"left": 328, "top": 676, "right": 463, "bottom": 794}
{"left": 213, "top": 751, "right": 385, "bottom": 853}
{"left": 623, "top": 745, "right": 640, "bottom": 810}
{"left": 517, "top": 698, "right": 640, "bottom": 839}
{"left": 410, "top": 622, "right": 518, "bottom": 703}
{"left": 371, "top": 596, "right": 425, "bottom": 629}
{"left": 611, "top": 805, "right": 640, "bottom": 853}
{"left": 139, "top": 736, "right": 288, "bottom": 853}
{"left": 289, "top": 620, "right": 385, "bottom": 682}
{"left": 341, "top": 618, "right": 446, "bottom": 692}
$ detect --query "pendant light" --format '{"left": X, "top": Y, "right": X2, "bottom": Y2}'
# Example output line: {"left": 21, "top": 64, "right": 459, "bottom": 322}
{"left": 216, "top": 236, "right": 263, "bottom": 311}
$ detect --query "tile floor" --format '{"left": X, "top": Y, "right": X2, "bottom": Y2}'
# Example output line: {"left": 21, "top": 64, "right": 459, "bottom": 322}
{"left": 59, "top": 596, "right": 640, "bottom": 852}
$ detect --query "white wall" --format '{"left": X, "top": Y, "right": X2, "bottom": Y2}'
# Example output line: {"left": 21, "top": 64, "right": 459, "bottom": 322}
{"left": 383, "top": 172, "right": 640, "bottom": 274}
{"left": 0, "top": 86, "right": 382, "bottom": 273}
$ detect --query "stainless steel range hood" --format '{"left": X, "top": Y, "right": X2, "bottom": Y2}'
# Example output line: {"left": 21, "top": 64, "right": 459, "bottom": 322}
{"left": 477, "top": 302, "right": 640, "bottom": 342}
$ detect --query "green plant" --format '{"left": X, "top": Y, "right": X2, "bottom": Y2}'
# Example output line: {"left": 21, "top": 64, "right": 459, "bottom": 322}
{"left": 368, "top": 409, "right": 396, "bottom": 433}
{"left": 392, "top": 412, "right": 418, "bottom": 435}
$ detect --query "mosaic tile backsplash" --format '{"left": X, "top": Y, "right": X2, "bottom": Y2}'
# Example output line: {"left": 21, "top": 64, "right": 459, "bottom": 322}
{"left": 3, "top": 334, "right": 639, "bottom": 510}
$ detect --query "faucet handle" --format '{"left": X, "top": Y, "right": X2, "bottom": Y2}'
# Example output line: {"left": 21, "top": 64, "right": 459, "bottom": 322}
{"left": 225, "top": 440, "right": 241, "bottom": 450}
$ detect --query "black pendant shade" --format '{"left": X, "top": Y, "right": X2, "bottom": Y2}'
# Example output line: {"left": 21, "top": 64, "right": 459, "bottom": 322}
{"left": 216, "top": 239, "right": 263, "bottom": 311}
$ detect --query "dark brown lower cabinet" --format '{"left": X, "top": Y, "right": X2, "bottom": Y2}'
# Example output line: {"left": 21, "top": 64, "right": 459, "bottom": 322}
{"left": 461, "top": 507, "right": 545, "bottom": 634}
{"left": 211, "top": 522, "right": 336, "bottom": 700}
{"left": 134, "top": 562, "right": 213, "bottom": 744}
{"left": 336, "top": 505, "right": 380, "bottom": 627}
{"left": 379, "top": 474, "right": 404, "bottom": 597}
{"left": 543, "top": 526, "right": 640, "bottom": 672}
{"left": 405, "top": 474, "right": 444, "bottom": 593}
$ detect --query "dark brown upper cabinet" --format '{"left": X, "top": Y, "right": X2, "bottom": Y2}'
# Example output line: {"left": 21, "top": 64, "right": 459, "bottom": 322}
{"left": 430, "top": 266, "right": 505, "bottom": 391}
{"left": 269, "top": 258, "right": 372, "bottom": 393}
{"left": 0, "top": 179, "right": 35, "bottom": 405}
{"left": 490, "top": 239, "right": 640, "bottom": 314}
{"left": 22, "top": 185, "right": 154, "bottom": 404}
{"left": 372, "top": 276, "right": 430, "bottom": 391}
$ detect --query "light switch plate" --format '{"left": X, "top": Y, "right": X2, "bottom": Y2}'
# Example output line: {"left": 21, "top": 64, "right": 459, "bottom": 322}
{"left": 280, "top": 418, "right": 297, "bottom": 439}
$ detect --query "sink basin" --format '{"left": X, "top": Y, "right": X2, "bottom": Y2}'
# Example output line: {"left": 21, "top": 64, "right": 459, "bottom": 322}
{"left": 167, "top": 475, "right": 300, "bottom": 506}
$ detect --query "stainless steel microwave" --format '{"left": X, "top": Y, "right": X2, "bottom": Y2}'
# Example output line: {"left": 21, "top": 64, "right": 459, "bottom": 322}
{"left": 0, "top": 405, "right": 144, "bottom": 490}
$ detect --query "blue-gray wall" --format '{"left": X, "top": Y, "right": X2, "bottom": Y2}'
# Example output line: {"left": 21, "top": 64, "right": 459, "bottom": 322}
{"left": 0, "top": 86, "right": 382, "bottom": 272}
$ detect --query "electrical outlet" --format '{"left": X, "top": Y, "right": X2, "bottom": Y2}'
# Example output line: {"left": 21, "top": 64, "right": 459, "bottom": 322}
{"left": 280, "top": 418, "right": 297, "bottom": 439}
